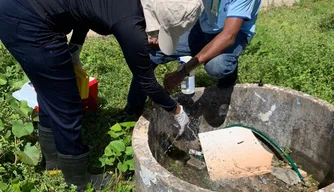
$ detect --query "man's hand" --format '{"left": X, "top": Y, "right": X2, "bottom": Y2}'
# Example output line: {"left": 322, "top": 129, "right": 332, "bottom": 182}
{"left": 163, "top": 69, "right": 187, "bottom": 94}
{"left": 68, "top": 43, "right": 83, "bottom": 68}
{"left": 147, "top": 31, "right": 159, "bottom": 49}
{"left": 148, "top": 36, "right": 159, "bottom": 45}
{"left": 163, "top": 57, "right": 201, "bottom": 93}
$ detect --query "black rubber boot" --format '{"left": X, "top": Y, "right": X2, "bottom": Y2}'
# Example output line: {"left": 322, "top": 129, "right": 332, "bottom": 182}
{"left": 124, "top": 104, "right": 145, "bottom": 117}
{"left": 58, "top": 149, "right": 112, "bottom": 191}
{"left": 58, "top": 150, "right": 90, "bottom": 191}
{"left": 38, "top": 124, "right": 60, "bottom": 170}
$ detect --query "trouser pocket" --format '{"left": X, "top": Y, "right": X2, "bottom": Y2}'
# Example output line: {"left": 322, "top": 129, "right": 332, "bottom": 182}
{"left": 0, "top": 12, "right": 19, "bottom": 46}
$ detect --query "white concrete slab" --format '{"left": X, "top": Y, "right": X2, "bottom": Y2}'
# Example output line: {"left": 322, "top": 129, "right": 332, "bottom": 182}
{"left": 198, "top": 127, "right": 273, "bottom": 181}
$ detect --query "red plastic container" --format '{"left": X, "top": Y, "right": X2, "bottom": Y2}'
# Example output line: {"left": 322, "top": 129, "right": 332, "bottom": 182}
{"left": 82, "top": 77, "right": 98, "bottom": 111}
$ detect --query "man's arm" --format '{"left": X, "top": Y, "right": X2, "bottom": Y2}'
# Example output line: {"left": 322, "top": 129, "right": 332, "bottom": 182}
{"left": 69, "top": 25, "right": 89, "bottom": 46}
{"left": 68, "top": 26, "right": 89, "bottom": 67}
{"left": 163, "top": 18, "right": 244, "bottom": 92}
{"left": 195, "top": 17, "right": 244, "bottom": 64}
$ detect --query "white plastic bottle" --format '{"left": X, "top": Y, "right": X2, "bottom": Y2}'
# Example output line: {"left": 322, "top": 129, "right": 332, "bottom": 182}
{"left": 178, "top": 56, "right": 195, "bottom": 94}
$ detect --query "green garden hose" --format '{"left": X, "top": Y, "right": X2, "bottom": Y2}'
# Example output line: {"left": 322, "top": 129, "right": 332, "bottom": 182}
{"left": 224, "top": 124, "right": 304, "bottom": 181}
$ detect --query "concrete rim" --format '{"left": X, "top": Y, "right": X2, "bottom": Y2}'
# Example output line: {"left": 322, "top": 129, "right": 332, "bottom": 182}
{"left": 132, "top": 84, "right": 334, "bottom": 191}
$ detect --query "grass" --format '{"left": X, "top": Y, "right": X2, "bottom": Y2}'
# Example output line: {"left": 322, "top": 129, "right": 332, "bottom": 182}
{"left": 0, "top": 0, "right": 333, "bottom": 191}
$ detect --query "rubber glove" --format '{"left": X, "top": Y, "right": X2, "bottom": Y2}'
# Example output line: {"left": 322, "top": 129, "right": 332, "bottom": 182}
{"left": 173, "top": 105, "right": 189, "bottom": 136}
{"left": 68, "top": 43, "right": 83, "bottom": 68}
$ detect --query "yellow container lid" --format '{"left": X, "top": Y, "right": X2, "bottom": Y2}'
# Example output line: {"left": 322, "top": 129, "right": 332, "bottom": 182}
{"left": 73, "top": 64, "right": 89, "bottom": 99}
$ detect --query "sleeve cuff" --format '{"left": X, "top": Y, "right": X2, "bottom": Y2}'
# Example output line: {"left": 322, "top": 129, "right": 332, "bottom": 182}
{"left": 226, "top": 13, "right": 251, "bottom": 21}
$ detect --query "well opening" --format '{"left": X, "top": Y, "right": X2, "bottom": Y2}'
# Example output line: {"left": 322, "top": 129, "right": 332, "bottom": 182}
{"left": 146, "top": 85, "right": 334, "bottom": 191}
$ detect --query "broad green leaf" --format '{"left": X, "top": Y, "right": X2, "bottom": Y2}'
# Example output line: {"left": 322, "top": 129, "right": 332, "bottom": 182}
{"left": 119, "top": 121, "right": 136, "bottom": 130}
{"left": 126, "top": 159, "right": 135, "bottom": 171}
{"left": 117, "top": 161, "right": 128, "bottom": 173}
{"left": 0, "top": 166, "right": 5, "bottom": 173}
{"left": 11, "top": 181, "right": 21, "bottom": 191}
{"left": 9, "top": 99, "right": 19, "bottom": 109}
{"left": 110, "top": 123, "right": 122, "bottom": 132}
{"left": 99, "top": 157, "right": 106, "bottom": 167}
{"left": 5, "top": 93, "right": 14, "bottom": 101}
{"left": 104, "top": 157, "right": 115, "bottom": 165}
{"left": 21, "top": 182, "right": 34, "bottom": 192}
{"left": 108, "top": 130, "right": 124, "bottom": 139}
{"left": 125, "top": 147, "right": 133, "bottom": 156}
{"left": 0, "top": 119, "right": 4, "bottom": 131}
{"left": 109, "top": 140, "right": 125, "bottom": 154}
{"left": 12, "top": 120, "right": 34, "bottom": 138}
{"left": 19, "top": 101, "right": 31, "bottom": 117}
{"left": 104, "top": 145, "right": 114, "bottom": 156}
{"left": 15, "top": 143, "right": 41, "bottom": 165}
{"left": 10, "top": 77, "right": 28, "bottom": 90}
{"left": 33, "top": 116, "right": 39, "bottom": 122}
{"left": 0, "top": 181, "right": 7, "bottom": 190}
{"left": 0, "top": 74, "right": 7, "bottom": 85}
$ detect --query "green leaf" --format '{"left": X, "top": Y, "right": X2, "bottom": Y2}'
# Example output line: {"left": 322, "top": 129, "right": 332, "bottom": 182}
{"left": 99, "top": 157, "right": 106, "bottom": 167}
{"left": 19, "top": 101, "right": 31, "bottom": 117}
{"left": 10, "top": 78, "right": 28, "bottom": 90}
{"left": 0, "top": 119, "right": 4, "bottom": 131}
{"left": 21, "top": 182, "right": 35, "bottom": 192}
{"left": 119, "top": 121, "right": 136, "bottom": 130}
{"left": 110, "top": 123, "right": 122, "bottom": 132}
{"left": 126, "top": 159, "right": 135, "bottom": 171}
{"left": 117, "top": 161, "right": 128, "bottom": 173}
{"left": 11, "top": 181, "right": 21, "bottom": 191}
{"left": 109, "top": 140, "right": 125, "bottom": 155}
{"left": 33, "top": 116, "right": 39, "bottom": 122}
{"left": 108, "top": 130, "right": 124, "bottom": 139}
{"left": 0, "top": 166, "right": 6, "bottom": 173}
{"left": 0, "top": 181, "right": 8, "bottom": 190}
{"left": 104, "top": 145, "right": 115, "bottom": 156}
{"left": 12, "top": 120, "right": 34, "bottom": 138}
{"left": 0, "top": 74, "right": 7, "bottom": 85}
{"left": 104, "top": 157, "right": 115, "bottom": 165}
{"left": 9, "top": 99, "right": 19, "bottom": 109}
{"left": 4, "top": 130, "right": 11, "bottom": 139}
{"left": 15, "top": 143, "right": 41, "bottom": 165}
{"left": 125, "top": 147, "right": 133, "bottom": 156}
{"left": 123, "top": 135, "right": 132, "bottom": 145}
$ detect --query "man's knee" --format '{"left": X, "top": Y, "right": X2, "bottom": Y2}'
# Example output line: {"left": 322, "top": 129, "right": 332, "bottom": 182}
{"left": 204, "top": 54, "right": 238, "bottom": 79}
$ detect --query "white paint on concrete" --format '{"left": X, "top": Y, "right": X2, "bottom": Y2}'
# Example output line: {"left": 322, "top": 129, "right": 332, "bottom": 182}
{"left": 255, "top": 92, "right": 267, "bottom": 102}
{"left": 258, "top": 104, "right": 276, "bottom": 122}
{"left": 139, "top": 165, "right": 157, "bottom": 187}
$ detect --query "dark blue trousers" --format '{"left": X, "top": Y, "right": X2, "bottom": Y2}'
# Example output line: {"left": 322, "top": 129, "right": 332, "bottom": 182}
{"left": 0, "top": 0, "right": 178, "bottom": 155}
{"left": 0, "top": 0, "right": 85, "bottom": 155}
